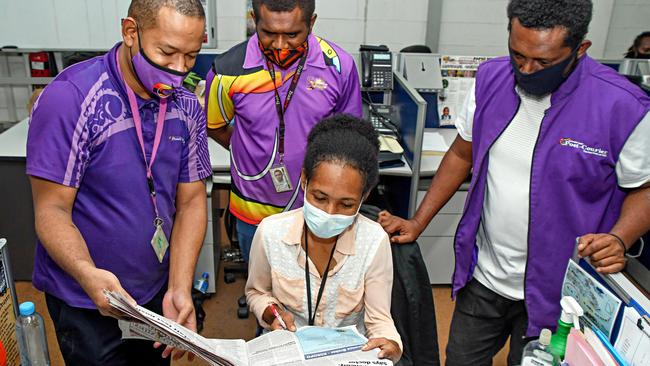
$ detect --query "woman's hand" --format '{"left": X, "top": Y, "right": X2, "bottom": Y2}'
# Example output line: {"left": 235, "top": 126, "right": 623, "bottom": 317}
{"left": 262, "top": 304, "right": 297, "bottom": 331}
{"left": 362, "top": 337, "right": 402, "bottom": 363}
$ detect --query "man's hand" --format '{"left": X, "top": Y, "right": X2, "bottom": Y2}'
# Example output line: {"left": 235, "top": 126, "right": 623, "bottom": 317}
{"left": 77, "top": 265, "right": 135, "bottom": 319}
{"left": 378, "top": 210, "right": 424, "bottom": 244}
{"left": 156, "top": 288, "right": 196, "bottom": 361}
{"left": 578, "top": 233, "right": 627, "bottom": 274}
{"left": 362, "top": 338, "right": 402, "bottom": 363}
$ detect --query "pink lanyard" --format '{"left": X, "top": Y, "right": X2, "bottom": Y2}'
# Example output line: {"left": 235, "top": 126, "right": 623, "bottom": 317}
{"left": 116, "top": 50, "right": 168, "bottom": 222}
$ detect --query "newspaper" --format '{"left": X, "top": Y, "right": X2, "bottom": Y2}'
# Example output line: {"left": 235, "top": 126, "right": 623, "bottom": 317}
{"left": 106, "top": 291, "right": 392, "bottom": 366}
{"left": 437, "top": 55, "right": 491, "bottom": 126}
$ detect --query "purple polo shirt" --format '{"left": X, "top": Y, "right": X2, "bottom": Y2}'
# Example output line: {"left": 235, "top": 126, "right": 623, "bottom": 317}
{"left": 26, "top": 43, "right": 212, "bottom": 308}
{"left": 205, "top": 34, "right": 362, "bottom": 224}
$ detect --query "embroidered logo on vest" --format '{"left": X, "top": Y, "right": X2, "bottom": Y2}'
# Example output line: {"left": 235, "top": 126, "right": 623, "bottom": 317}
{"left": 559, "top": 138, "right": 608, "bottom": 158}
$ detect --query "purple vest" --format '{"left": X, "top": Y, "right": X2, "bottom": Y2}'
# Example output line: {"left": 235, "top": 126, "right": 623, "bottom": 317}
{"left": 453, "top": 55, "right": 650, "bottom": 336}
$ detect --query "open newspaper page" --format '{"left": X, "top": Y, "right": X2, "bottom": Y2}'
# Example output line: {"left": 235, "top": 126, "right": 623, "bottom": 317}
{"left": 108, "top": 291, "right": 392, "bottom": 366}
{"left": 246, "top": 329, "right": 305, "bottom": 365}
{"left": 106, "top": 290, "right": 246, "bottom": 366}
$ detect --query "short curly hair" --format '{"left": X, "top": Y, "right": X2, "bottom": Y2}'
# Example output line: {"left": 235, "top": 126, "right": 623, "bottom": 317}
{"left": 303, "top": 115, "right": 380, "bottom": 195}
{"left": 128, "top": 0, "right": 205, "bottom": 30}
{"left": 507, "top": 0, "right": 593, "bottom": 48}
{"left": 253, "top": 0, "right": 315, "bottom": 26}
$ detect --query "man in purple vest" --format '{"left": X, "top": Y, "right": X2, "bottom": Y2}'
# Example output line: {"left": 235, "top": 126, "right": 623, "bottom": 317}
{"left": 379, "top": 0, "right": 650, "bottom": 364}
{"left": 26, "top": 0, "right": 211, "bottom": 364}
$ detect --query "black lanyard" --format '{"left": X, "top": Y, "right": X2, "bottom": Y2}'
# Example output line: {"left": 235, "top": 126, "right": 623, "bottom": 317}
{"left": 304, "top": 225, "right": 337, "bottom": 326}
{"left": 265, "top": 48, "right": 308, "bottom": 162}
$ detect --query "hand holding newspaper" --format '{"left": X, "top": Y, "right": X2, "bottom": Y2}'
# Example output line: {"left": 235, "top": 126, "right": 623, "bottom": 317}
{"left": 105, "top": 290, "right": 392, "bottom": 366}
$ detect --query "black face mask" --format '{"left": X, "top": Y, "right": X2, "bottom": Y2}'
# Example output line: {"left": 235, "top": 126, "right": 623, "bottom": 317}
{"left": 510, "top": 46, "right": 580, "bottom": 96}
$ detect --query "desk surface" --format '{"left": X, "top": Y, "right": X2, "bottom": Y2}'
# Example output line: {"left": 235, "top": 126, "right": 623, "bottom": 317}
{"left": 0, "top": 119, "right": 455, "bottom": 176}
{"left": 0, "top": 118, "right": 232, "bottom": 170}
{"left": 0, "top": 119, "right": 420, "bottom": 175}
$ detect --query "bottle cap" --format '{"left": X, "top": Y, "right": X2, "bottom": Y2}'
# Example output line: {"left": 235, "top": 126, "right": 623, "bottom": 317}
{"left": 202, "top": 272, "right": 209, "bottom": 279}
{"left": 19, "top": 302, "right": 35, "bottom": 316}
{"left": 539, "top": 328, "right": 552, "bottom": 346}
{"left": 560, "top": 296, "right": 584, "bottom": 329}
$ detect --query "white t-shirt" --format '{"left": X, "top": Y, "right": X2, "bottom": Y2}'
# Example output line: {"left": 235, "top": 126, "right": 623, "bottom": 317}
{"left": 455, "top": 81, "right": 650, "bottom": 300}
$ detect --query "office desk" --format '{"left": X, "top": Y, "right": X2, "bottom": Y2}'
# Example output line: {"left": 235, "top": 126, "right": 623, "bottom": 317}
{"left": 0, "top": 120, "right": 436, "bottom": 283}
{"left": 0, "top": 120, "right": 224, "bottom": 291}
{"left": 0, "top": 120, "right": 37, "bottom": 280}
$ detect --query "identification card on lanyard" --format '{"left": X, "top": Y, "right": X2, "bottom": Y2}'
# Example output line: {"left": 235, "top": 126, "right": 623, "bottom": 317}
{"left": 266, "top": 49, "right": 308, "bottom": 193}
{"left": 116, "top": 51, "right": 170, "bottom": 263}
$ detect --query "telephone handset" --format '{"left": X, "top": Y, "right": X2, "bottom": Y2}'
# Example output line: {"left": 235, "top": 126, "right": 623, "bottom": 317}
{"left": 359, "top": 45, "right": 393, "bottom": 90}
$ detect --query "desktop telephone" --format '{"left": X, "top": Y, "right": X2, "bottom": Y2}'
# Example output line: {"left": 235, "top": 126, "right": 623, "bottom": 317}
{"left": 360, "top": 45, "right": 393, "bottom": 90}
{"left": 363, "top": 102, "right": 398, "bottom": 136}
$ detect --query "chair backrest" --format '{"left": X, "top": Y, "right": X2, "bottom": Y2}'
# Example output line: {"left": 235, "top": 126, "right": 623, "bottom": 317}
{"left": 399, "top": 45, "right": 432, "bottom": 54}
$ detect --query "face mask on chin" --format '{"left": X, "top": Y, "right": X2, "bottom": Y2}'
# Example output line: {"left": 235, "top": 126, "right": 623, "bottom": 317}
{"left": 509, "top": 44, "right": 580, "bottom": 97}
{"left": 258, "top": 39, "right": 308, "bottom": 69}
{"left": 302, "top": 184, "right": 361, "bottom": 239}
{"left": 129, "top": 25, "right": 188, "bottom": 98}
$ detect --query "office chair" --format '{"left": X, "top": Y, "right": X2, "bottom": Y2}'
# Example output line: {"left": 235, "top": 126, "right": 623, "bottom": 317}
{"left": 399, "top": 45, "right": 432, "bottom": 54}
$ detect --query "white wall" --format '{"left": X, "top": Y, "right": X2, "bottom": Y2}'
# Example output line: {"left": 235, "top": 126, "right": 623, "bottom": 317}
{"left": 219, "top": 0, "right": 430, "bottom": 55}
{"left": 313, "top": 0, "right": 429, "bottom": 54}
{"left": 437, "top": 0, "right": 615, "bottom": 58}
{"left": 0, "top": 0, "right": 130, "bottom": 50}
{"left": 215, "top": 0, "right": 247, "bottom": 49}
{"left": 604, "top": 0, "right": 650, "bottom": 59}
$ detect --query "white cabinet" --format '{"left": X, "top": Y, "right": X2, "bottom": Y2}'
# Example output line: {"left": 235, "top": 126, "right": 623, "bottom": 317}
{"left": 0, "top": 0, "right": 129, "bottom": 50}
{"left": 194, "top": 188, "right": 217, "bottom": 293}
{"left": 0, "top": 0, "right": 216, "bottom": 50}
{"left": 417, "top": 190, "right": 466, "bottom": 284}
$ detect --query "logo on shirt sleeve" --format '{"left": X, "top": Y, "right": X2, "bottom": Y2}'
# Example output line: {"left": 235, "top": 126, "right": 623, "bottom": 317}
{"left": 559, "top": 138, "right": 608, "bottom": 158}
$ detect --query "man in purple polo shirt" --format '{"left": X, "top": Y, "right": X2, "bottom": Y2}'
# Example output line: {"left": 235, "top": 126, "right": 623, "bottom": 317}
{"left": 26, "top": 0, "right": 211, "bottom": 364}
{"left": 380, "top": 0, "right": 650, "bottom": 364}
{"left": 205, "top": 0, "right": 361, "bottom": 264}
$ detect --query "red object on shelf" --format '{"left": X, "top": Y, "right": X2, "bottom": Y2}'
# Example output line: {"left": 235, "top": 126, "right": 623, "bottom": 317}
{"left": 29, "top": 52, "right": 51, "bottom": 77}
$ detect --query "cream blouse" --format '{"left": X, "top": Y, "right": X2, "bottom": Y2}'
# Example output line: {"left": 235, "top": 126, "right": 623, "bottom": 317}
{"left": 245, "top": 208, "right": 402, "bottom": 351}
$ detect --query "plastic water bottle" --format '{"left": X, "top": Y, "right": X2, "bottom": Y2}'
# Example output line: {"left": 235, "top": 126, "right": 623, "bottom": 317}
{"left": 521, "top": 328, "right": 559, "bottom": 366}
{"left": 194, "top": 272, "right": 209, "bottom": 294}
{"left": 16, "top": 302, "right": 50, "bottom": 366}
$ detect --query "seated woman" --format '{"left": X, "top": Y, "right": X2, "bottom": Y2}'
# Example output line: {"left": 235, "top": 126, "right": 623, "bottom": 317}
{"left": 624, "top": 31, "right": 650, "bottom": 59}
{"left": 245, "top": 114, "right": 402, "bottom": 362}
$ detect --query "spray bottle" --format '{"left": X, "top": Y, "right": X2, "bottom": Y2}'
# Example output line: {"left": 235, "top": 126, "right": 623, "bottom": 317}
{"left": 549, "top": 296, "right": 583, "bottom": 360}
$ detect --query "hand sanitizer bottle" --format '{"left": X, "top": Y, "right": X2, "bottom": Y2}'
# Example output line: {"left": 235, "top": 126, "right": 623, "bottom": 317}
{"left": 521, "top": 328, "right": 559, "bottom": 366}
{"left": 549, "top": 296, "right": 584, "bottom": 361}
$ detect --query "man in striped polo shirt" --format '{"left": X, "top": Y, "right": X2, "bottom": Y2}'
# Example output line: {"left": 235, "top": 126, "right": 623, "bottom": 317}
{"left": 205, "top": 0, "right": 362, "bottom": 262}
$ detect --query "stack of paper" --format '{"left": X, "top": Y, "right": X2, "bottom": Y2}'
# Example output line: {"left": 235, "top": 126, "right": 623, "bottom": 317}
{"left": 106, "top": 291, "right": 392, "bottom": 366}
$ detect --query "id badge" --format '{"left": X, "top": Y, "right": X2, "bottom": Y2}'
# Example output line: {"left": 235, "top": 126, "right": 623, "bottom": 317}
{"left": 270, "top": 165, "right": 292, "bottom": 193}
{"left": 150, "top": 219, "right": 169, "bottom": 263}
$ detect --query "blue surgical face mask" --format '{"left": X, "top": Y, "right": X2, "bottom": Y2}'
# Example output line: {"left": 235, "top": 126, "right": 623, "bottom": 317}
{"left": 302, "top": 186, "right": 361, "bottom": 239}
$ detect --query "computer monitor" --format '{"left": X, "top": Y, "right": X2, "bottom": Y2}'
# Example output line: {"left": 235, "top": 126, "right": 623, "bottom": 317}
{"left": 391, "top": 72, "right": 427, "bottom": 216}
{"left": 400, "top": 53, "right": 444, "bottom": 92}
{"left": 619, "top": 59, "right": 650, "bottom": 76}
